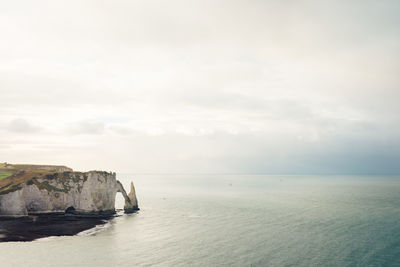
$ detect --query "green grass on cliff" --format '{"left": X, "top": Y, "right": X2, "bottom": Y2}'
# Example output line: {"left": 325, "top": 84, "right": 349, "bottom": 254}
{"left": 0, "top": 163, "right": 14, "bottom": 169}
{"left": 0, "top": 172, "right": 12, "bottom": 180}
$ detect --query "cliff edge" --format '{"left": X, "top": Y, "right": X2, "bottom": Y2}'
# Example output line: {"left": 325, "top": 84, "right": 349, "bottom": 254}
{"left": 0, "top": 163, "right": 138, "bottom": 216}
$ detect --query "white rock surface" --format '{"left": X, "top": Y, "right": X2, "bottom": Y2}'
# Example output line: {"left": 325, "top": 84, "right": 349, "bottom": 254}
{"left": 0, "top": 171, "right": 138, "bottom": 216}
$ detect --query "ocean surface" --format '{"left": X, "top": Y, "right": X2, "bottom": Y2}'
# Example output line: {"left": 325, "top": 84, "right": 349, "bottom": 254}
{"left": 1, "top": 174, "right": 400, "bottom": 266}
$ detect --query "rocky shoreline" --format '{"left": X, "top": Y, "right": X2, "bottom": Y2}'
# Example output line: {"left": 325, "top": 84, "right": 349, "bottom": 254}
{"left": 0, "top": 213, "right": 116, "bottom": 242}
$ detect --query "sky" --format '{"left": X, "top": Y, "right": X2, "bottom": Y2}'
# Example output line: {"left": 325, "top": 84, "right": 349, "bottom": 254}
{"left": 0, "top": 0, "right": 399, "bottom": 174}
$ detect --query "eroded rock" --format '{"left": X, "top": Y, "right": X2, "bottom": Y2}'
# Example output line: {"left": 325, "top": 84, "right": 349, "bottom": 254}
{"left": 0, "top": 165, "right": 138, "bottom": 216}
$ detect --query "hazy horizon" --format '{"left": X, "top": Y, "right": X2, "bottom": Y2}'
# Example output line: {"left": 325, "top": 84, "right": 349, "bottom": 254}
{"left": 1, "top": 0, "right": 400, "bottom": 174}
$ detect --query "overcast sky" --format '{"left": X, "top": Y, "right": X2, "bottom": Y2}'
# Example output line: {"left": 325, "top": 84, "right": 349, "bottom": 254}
{"left": 1, "top": 0, "right": 399, "bottom": 174}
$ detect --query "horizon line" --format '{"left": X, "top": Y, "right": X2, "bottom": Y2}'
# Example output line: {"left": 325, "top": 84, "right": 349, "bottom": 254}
{"left": 115, "top": 172, "right": 400, "bottom": 176}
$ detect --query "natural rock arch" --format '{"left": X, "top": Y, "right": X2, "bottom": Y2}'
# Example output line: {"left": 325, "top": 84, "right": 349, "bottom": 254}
{"left": 116, "top": 181, "right": 139, "bottom": 213}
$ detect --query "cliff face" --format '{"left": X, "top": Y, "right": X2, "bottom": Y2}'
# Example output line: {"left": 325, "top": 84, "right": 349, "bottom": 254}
{"left": 0, "top": 167, "right": 138, "bottom": 216}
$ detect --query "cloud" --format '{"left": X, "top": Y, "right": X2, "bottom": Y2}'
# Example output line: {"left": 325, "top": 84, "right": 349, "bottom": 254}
{"left": 5, "top": 118, "right": 41, "bottom": 133}
{"left": 67, "top": 121, "right": 105, "bottom": 135}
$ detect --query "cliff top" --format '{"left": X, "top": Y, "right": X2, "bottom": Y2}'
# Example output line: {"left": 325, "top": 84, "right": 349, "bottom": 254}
{"left": 0, "top": 163, "right": 117, "bottom": 196}
{"left": 0, "top": 163, "right": 72, "bottom": 173}
{"left": 0, "top": 163, "right": 73, "bottom": 193}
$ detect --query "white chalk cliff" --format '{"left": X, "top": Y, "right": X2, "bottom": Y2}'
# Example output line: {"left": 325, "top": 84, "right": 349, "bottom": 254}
{"left": 0, "top": 170, "right": 138, "bottom": 216}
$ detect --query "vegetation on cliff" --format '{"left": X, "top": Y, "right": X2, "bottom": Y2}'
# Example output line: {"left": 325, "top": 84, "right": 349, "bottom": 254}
{"left": 0, "top": 172, "right": 11, "bottom": 180}
{"left": 0, "top": 163, "right": 73, "bottom": 195}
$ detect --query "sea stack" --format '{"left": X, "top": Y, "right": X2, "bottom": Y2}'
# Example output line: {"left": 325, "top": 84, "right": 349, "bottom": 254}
{"left": 127, "top": 181, "right": 139, "bottom": 210}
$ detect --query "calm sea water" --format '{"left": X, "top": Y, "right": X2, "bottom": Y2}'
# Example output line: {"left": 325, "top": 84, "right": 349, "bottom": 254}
{"left": 1, "top": 174, "right": 400, "bottom": 266}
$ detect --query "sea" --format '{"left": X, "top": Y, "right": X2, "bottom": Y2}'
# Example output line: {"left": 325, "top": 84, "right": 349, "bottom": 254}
{"left": 1, "top": 174, "right": 400, "bottom": 266}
